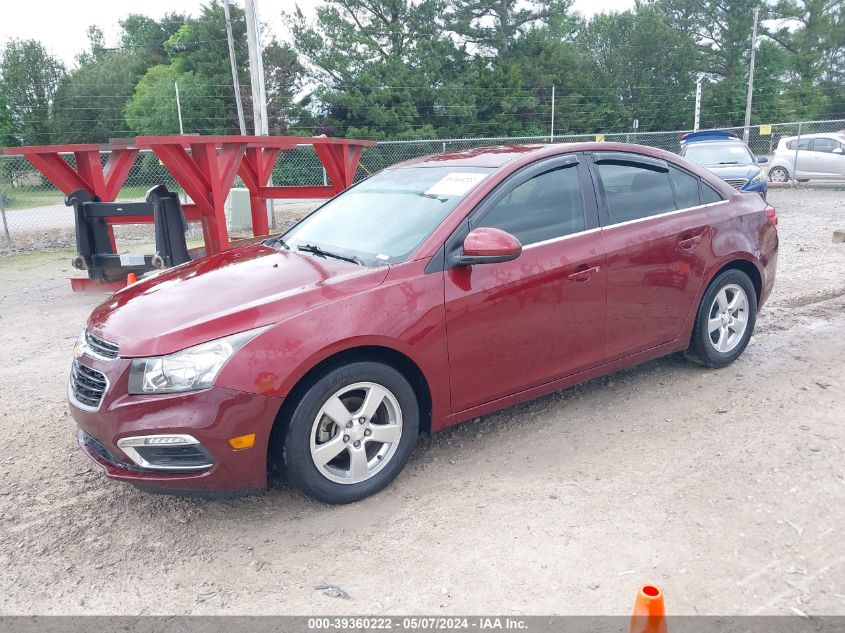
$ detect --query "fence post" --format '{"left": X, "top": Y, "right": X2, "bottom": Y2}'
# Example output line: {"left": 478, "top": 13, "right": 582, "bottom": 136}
{"left": 0, "top": 186, "right": 11, "bottom": 254}
{"left": 792, "top": 122, "right": 802, "bottom": 188}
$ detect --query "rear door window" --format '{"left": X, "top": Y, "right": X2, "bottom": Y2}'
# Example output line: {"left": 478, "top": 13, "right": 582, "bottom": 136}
{"left": 812, "top": 137, "right": 840, "bottom": 153}
{"left": 595, "top": 161, "right": 676, "bottom": 224}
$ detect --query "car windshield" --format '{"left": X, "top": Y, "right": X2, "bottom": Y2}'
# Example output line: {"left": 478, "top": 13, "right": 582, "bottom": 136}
{"left": 684, "top": 143, "right": 754, "bottom": 165}
{"left": 280, "top": 166, "right": 494, "bottom": 266}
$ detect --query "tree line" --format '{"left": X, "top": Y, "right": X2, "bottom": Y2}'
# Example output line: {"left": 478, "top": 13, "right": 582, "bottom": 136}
{"left": 0, "top": 0, "right": 842, "bottom": 146}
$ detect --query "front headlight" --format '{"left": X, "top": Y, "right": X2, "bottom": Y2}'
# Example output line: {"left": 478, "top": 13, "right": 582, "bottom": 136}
{"left": 128, "top": 327, "right": 267, "bottom": 394}
{"left": 750, "top": 171, "right": 766, "bottom": 184}
{"left": 73, "top": 331, "right": 86, "bottom": 359}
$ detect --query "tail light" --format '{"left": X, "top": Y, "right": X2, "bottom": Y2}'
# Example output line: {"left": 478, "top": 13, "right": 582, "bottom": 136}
{"left": 765, "top": 205, "right": 778, "bottom": 227}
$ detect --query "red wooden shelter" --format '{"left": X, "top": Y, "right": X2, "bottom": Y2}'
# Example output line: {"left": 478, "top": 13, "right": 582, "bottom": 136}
{"left": 0, "top": 135, "right": 375, "bottom": 258}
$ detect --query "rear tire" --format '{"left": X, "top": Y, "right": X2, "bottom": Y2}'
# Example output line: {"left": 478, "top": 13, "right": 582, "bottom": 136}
{"left": 685, "top": 269, "right": 757, "bottom": 368}
{"left": 277, "top": 361, "right": 418, "bottom": 504}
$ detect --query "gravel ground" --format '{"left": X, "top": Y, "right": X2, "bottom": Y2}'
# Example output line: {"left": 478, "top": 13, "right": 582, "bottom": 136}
{"left": 0, "top": 187, "right": 843, "bottom": 616}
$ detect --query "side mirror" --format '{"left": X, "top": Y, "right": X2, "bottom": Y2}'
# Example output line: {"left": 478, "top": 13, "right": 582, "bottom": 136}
{"left": 833, "top": 147, "right": 844, "bottom": 155}
{"left": 757, "top": 156, "right": 769, "bottom": 164}
{"left": 456, "top": 227, "right": 522, "bottom": 265}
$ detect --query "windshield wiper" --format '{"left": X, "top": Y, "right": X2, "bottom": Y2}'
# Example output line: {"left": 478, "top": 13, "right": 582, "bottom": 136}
{"left": 265, "top": 235, "right": 290, "bottom": 250}
{"left": 716, "top": 161, "right": 740, "bottom": 165}
{"left": 297, "top": 243, "right": 364, "bottom": 266}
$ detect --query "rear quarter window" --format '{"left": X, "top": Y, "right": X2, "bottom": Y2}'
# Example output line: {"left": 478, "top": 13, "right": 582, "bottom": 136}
{"left": 701, "top": 182, "right": 725, "bottom": 204}
{"left": 669, "top": 166, "right": 701, "bottom": 208}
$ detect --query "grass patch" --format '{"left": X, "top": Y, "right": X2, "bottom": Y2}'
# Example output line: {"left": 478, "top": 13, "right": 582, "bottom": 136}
{"left": 1, "top": 186, "right": 155, "bottom": 211}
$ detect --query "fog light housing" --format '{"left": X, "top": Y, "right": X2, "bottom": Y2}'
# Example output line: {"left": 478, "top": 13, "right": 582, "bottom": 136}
{"left": 117, "top": 434, "right": 213, "bottom": 471}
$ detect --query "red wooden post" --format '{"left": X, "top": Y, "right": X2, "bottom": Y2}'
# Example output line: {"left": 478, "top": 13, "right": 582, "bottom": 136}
{"left": 1, "top": 136, "right": 375, "bottom": 274}
{"left": 314, "top": 143, "right": 364, "bottom": 192}
{"left": 239, "top": 147, "right": 282, "bottom": 236}
{"left": 141, "top": 136, "right": 248, "bottom": 254}
{"left": 6, "top": 145, "right": 140, "bottom": 251}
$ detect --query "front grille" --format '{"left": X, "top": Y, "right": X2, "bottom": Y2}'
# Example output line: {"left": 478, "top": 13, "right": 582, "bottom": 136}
{"left": 85, "top": 332, "right": 119, "bottom": 359}
{"left": 70, "top": 360, "right": 108, "bottom": 409}
{"left": 724, "top": 178, "right": 748, "bottom": 190}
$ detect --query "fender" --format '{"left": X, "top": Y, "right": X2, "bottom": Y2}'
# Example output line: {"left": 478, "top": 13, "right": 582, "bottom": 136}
{"left": 215, "top": 259, "right": 452, "bottom": 425}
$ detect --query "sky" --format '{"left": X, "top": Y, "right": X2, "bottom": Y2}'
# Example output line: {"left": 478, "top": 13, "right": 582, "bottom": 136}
{"left": 0, "top": 0, "right": 637, "bottom": 67}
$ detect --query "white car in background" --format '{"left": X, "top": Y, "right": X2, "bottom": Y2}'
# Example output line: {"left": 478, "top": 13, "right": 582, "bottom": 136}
{"left": 768, "top": 133, "right": 845, "bottom": 182}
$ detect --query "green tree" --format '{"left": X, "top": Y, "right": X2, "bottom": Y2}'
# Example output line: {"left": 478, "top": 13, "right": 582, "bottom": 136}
{"left": 166, "top": 0, "right": 247, "bottom": 132}
{"left": 120, "top": 12, "right": 187, "bottom": 74}
{"left": 124, "top": 65, "right": 227, "bottom": 135}
{"left": 649, "top": 0, "right": 764, "bottom": 126}
{"left": 290, "top": 0, "right": 466, "bottom": 138}
{"left": 765, "top": 0, "right": 844, "bottom": 118}
{"left": 263, "top": 39, "right": 305, "bottom": 135}
{"left": 53, "top": 51, "right": 142, "bottom": 143}
{"left": 0, "top": 39, "right": 66, "bottom": 145}
{"left": 447, "top": 0, "right": 572, "bottom": 61}
{"left": 577, "top": 7, "right": 698, "bottom": 131}
{"left": 0, "top": 89, "right": 14, "bottom": 147}
{"left": 51, "top": 28, "right": 143, "bottom": 144}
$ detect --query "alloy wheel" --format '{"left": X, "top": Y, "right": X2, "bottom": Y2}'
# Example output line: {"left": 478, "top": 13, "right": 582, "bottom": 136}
{"left": 768, "top": 167, "right": 789, "bottom": 183}
{"left": 707, "top": 283, "right": 749, "bottom": 353}
{"left": 309, "top": 382, "right": 403, "bottom": 485}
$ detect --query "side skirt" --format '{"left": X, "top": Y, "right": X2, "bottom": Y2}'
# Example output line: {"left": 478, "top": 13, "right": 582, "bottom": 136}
{"left": 435, "top": 338, "right": 686, "bottom": 432}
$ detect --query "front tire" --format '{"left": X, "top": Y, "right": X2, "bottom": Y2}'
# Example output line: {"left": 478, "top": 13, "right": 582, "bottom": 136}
{"left": 685, "top": 269, "right": 757, "bottom": 368}
{"left": 279, "top": 361, "right": 419, "bottom": 504}
{"left": 768, "top": 166, "right": 790, "bottom": 183}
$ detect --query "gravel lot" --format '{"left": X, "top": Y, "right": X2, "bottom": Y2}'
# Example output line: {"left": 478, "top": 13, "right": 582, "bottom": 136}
{"left": 0, "top": 186, "right": 843, "bottom": 616}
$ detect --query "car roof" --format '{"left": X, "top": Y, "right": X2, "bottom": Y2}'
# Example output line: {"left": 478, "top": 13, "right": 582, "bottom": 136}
{"left": 680, "top": 131, "right": 741, "bottom": 145}
{"left": 392, "top": 141, "right": 686, "bottom": 169}
{"left": 682, "top": 139, "right": 748, "bottom": 147}
{"left": 779, "top": 132, "right": 845, "bottom": 141}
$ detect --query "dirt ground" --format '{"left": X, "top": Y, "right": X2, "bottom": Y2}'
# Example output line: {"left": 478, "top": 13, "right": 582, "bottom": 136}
{"left": 0, "top": 186, "right": 843, "bottom": 616}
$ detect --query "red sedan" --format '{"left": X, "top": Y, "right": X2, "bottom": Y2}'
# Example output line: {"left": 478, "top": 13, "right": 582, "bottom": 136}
{"left": 69, "top": 143, "right": 778, "bottom": 503}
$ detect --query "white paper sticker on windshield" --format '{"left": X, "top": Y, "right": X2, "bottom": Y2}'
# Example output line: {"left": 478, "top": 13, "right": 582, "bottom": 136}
{"left": 424, "top": 172, "right": 487, "bottom": 197}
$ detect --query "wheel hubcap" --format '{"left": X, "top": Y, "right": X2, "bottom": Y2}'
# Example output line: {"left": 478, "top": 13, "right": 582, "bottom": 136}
{"left": 707, "top": 284, "right": 749, "bottom": 354}
{"left": 309, "top": 382, "right": 403, "bottom": 485}
{"left": 770, "top": 168, "right": 787, "bottom": 182}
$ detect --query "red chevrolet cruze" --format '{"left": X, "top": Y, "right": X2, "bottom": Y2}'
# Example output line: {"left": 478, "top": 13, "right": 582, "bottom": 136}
{"left": 69, "top": 143, "right": 778, "bottom": 503}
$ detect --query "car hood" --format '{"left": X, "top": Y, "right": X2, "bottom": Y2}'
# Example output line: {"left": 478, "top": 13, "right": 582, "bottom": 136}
{"left": 702, "top": 164, "right": 762, "bottom": 180}
{"left": 88, "top": 243, "right": 389, "bottom": 357}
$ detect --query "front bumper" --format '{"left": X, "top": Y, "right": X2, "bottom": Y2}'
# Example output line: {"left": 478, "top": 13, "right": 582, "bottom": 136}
{"left": 69, "top": 354, "right": 283, "bottom": 495}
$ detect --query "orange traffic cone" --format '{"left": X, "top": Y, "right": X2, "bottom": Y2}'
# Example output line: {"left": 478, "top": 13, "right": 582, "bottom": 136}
{"left": 126, "top": 272, "right": 137, "bottom": 286}
{"left": 629, "top": 584, "right": 667, "bottom": 633}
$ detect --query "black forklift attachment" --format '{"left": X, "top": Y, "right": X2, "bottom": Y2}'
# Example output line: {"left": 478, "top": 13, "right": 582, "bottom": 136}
{"left": 66, "top": 185, "right": 191, "bottom": 283}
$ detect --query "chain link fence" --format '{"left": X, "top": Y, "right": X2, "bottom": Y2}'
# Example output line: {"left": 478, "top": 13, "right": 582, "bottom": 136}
{"left": 1, "top": 118, "right": 843, "bottom": 254}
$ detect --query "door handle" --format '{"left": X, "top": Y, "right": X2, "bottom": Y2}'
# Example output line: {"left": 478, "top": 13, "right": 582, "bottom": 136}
{"left": 677, "top": 234, "right": 703, "bottom": 251}
{"left": 567, "top": 265, "right": 601, "bottom": 282}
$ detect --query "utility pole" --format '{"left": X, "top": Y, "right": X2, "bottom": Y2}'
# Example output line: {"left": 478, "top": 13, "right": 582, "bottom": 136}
{"left": 694, "top": 75, "right": 703, "bottom": 131}
{"left": 244, "top": 0, "right": 269, "bottom": 135}
{"left": 549, "top": 85, "right": 555, "bottom": 142}
{"left": 223, "top": 0, "right": 247, "bottom": 135}
{"left": 175, "top": 82, "right": 184, "bottom": 134}
{"left": 743, "top": 6, "right": 760, "bottom": 143}
{"left": 244, "top": 0, "right": 273, "bottom": 228}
